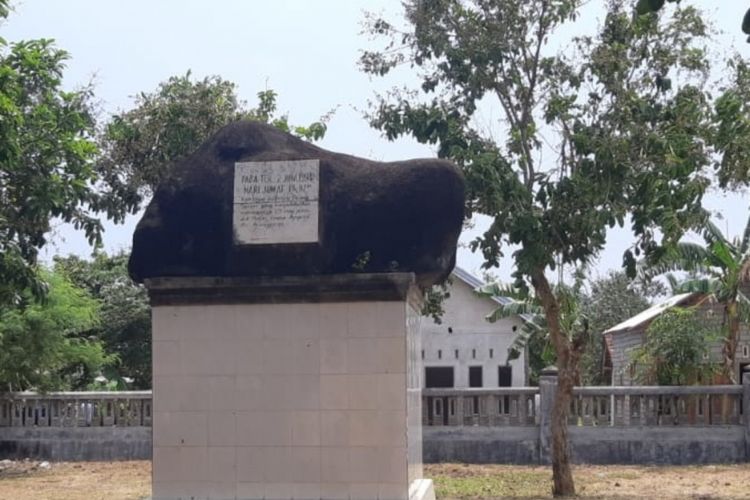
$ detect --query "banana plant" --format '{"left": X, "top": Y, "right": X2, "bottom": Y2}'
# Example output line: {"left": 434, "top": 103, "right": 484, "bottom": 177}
{"left": 477, "top": 278, "right": 590, "bottom": 383}
{"left": 478, "top": 282, "right": 546, "bottom": 366}
{"left": 644, "top": 214, "right": 750, "bottom": 383}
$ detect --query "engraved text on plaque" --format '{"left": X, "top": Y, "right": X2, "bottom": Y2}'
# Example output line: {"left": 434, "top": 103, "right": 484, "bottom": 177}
{"left": 233, "top": 159, "right": 320, "bottom": 244}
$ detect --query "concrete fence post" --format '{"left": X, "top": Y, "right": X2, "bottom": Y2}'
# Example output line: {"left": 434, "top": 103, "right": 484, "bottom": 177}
{"left": 538, "top": 365, "right": 559, "bottom": 465}
{"left": 743, "top": 365, "right": 750, "bottom": 460}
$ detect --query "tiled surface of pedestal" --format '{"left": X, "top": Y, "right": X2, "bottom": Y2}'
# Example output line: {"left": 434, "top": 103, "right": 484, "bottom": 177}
{"left": 150, "top": 276, "right": 425, "bottom": 500}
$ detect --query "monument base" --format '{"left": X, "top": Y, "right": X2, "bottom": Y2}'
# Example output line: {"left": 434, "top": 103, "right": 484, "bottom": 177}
{"left": 148, "top": 273, "right": 426, "bottom": 500}
{"left": 409, "top": 479, "right": 436, "bottom": 500}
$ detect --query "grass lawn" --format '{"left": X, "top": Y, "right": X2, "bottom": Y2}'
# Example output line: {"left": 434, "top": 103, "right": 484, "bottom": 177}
{"left": 0, "top": 460, "right": 748, "bottom": 499}
{"left": 427, "top": 463, "right": 750, "bottom": 499}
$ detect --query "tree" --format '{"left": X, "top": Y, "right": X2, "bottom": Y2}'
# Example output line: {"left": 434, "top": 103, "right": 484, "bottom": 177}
{"left": 0, "top": 268, "right": 114, "bottom": 392}
{"left": 0, "top": 29, "right": 108, "bottom": 307}
{"left": 580, "top": 271, "right": 664, "bottom": 385}
{"left": 54, "top": 252, "right": 151, "bottom": 389}
{"left": 483, "top": 271, "right": 663, "bottom": 386}
{"left": 361, "top": 1, "right": 737, "bottom": 494}
{"left": 97, "top": 73, "right": 332, "bottom": 217}
{"left": 629, "top": 307, "right": 716, "bottom": 385}
{"left": 645, "top": 216, "right": 750, "bottom": 383}
{"left": 636, "top": 0, "right": 750, "bottom": 42}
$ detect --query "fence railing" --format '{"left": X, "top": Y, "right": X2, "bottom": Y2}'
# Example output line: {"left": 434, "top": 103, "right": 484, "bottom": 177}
{"left": 423, "top": 387, "right": 538, "bottom": 427}
{"left": 422, "top": 381, "right": 746, "bottom": 428}
{"left": 0, "top": 391, "right": 152, "bottom": 428}
{"left": 570, "top": 385, "right": 744, "bottom": 427}
{"left": 0, "top": 378, "right": 746, "bottom": 430}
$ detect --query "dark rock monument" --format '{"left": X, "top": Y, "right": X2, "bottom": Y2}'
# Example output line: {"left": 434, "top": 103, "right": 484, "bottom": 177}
{"left": 134, "top": 120, "right": 463, "bottom": 500}
{"left": 129, "top": 121, "right": 464, "bottom": 288}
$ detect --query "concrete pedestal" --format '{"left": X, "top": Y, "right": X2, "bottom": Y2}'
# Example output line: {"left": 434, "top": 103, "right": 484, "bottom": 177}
{"left": 147, "top": 273, "right": 429, "bottom": 500}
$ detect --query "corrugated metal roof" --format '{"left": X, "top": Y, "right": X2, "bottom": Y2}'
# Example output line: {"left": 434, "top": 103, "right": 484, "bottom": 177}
{"left": 603, "top": 292, "right": 697, "bottom": 334}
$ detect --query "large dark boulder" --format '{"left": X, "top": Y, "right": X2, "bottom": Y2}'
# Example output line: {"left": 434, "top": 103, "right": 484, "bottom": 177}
{"left": 128, "top": 121, "right": 464, "bottom": 288}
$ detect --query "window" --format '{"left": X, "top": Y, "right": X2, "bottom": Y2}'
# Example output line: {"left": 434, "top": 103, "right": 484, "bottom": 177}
{"left": 472, "top": 349, "right": 476, "bottom": 359}
{"left": 743, "top": 345, "right": 749, "bottom": 358}
{"left": 448, "top": 327, "right": 453, "bottom": 334}
{"left": 421, "top": 350, "right": 425, "bottom": 360}
{"left": 425, "top": 367, "right": 454, "bottom": 388}
{"left": 498, "top": 366, "right": 512, "bottom": 387}
{"left": 454, "top": 349, "right": 459, "bottom": 359}
{"left": 438, "top": 349, "right": 442, "bottom": 360}
{"left": 469, "top": 366, "right": 483, "bottom": 388}
{"left": 489, "top": 348, "right": 494, "bottom": 359}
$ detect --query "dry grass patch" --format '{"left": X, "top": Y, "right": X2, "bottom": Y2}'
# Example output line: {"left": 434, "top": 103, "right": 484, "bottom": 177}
{"left": 0, "top": 460, "right": 150, "bottom": 500}
{"left": 427, "top": 463, "right": 750, "bottom": 499}
{"left": 0, "top": 460, "right": 748, "bottom": 499}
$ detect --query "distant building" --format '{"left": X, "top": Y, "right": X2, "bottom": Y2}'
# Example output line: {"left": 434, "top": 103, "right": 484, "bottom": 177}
{"left": 420, "top": 267, "right": 528, "bottom": 390}
{"left": 603, "top": 293, "right": 750, "bottom": 385}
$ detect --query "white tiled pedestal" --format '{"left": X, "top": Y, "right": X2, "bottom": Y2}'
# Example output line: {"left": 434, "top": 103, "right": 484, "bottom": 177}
{"left": 147, "top": 274, "right": 434, "bottom": 500}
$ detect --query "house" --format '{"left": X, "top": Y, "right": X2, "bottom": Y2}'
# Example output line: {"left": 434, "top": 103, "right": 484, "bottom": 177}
{"left": 420, "top": 267, "right": 528, "bottom": 389}
{"left": 603, "top": 293, "right": 750, "bottom": 385}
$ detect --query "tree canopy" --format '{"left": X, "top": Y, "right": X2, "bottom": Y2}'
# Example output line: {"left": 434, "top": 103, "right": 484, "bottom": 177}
{"left": 579, "top": 271, "right": 664, "bottom": 385}
{"left": 630, "top": 307, "right": 717, "bottom": 385}
{"left": 0, "top": 36, "right": 104, "bottom": 306}
{"left": 361, "top": 0, "right": 747, "bottom": 494}
{"left": 55, "top": 252, "right": 151, "bottom": 389}
{"left": 638, "top": 0, "right": 750, "bottom": 43}
{"left": 0, "top": 268, "right": 113, "bottom": 392}
{"left": 97, "top": 73, "right": 332, "bottom": 217}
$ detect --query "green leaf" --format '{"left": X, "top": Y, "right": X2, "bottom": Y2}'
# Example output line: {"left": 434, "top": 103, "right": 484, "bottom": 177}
{"left": 673, "top": 277, "right": 718, "bottom": 294}
{"left": 485, "top": 302, "right": 540, "bottom": 323}
{"left": 636, "top": 0, "right": 654, "bottom": 15}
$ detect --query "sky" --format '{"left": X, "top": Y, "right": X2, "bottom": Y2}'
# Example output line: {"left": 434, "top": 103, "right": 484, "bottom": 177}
{"left": 3, "top": 0, "right": 750, "bottom": 284}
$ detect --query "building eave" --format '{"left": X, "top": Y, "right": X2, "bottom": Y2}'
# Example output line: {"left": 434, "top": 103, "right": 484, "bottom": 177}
{"left": 451, "top": 266, "right": 513, "bottom": 306}
{"left": 603, "top": 292, "right": 701, "bottom": 335}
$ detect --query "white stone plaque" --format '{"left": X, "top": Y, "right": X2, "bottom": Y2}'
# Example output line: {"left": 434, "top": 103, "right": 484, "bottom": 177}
{"left": 233, "top": 159, "right": 319, "bottom": 244}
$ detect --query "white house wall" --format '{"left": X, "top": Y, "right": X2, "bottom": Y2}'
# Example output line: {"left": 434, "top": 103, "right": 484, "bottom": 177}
{"left": 421, "top": 277, "right": 526, "bottom": 387}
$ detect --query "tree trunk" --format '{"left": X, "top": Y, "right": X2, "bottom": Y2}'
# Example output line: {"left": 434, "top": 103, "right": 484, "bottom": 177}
{"left": 531, "top": 269, "right": 577, "bottom": 497}
{"left": 551, "top": 356, "right": 576, "bottom": 496}
{"left": 723, "top": 301, "right": 740, "bottom": 384}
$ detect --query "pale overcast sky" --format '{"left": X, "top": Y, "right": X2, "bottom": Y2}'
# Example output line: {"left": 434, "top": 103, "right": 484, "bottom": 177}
{"left": 3, "top": 0, "right": 749, "bottom": 283}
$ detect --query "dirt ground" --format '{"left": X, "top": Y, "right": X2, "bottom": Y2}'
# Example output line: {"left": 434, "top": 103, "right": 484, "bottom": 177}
{"left": 0, "top": 459, "right": 150, "bottom": 500}
{"left": 0, "top": 459, "right": 748, "bottom": 499}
